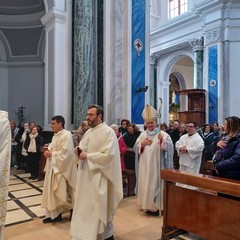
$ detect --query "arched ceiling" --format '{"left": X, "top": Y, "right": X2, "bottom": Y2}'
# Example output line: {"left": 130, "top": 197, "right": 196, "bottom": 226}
{"left": 0, "top": 0, "right": 46, "bottom": 61}
{"left": 0, "top": 0, "right": 45, "bottom": 15}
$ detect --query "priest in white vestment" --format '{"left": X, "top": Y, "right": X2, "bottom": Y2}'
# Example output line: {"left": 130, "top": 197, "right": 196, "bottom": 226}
{"left": 70, "top": 105, "right": 123, "bottom": 240}
{"left": 0, "top": 111, "right": 11, "bottom": 240}
{"left": 135, "top": 104, "right": 174, "bottom": 216}
{"left": 41, "top": 115, "right": 77, "bottom": 223}
{"left": 175, "top": 121, "right": 204, "bottom": 189}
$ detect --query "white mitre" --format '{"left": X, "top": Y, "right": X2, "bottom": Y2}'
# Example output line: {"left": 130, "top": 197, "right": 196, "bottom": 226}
{"left": 141, "top": 104, "right": 158, "bottom": 123}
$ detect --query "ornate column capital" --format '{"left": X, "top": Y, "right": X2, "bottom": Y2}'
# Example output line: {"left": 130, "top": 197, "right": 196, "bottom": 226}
{"left": 150, "top": 54, "right": 159, "bottom": 65}
{"left": 189, "top": 37, "right": 204, "bottom": 51}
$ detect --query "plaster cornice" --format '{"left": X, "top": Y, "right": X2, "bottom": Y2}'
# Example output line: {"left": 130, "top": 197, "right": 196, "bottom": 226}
{"left": 41, "top": 7, "right": 66, "bottom": 27}
{"left": 0, "top": 11, "right": 45, "bottom": 28}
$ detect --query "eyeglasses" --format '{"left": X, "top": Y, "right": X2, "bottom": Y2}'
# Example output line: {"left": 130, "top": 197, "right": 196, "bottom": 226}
{"left": 87, "top": 113, "right": 96, "bottom": 117}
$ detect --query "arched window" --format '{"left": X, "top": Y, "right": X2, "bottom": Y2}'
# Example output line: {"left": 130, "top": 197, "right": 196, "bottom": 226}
{"left": 169, "top": 0, "right": 188, "bottom": 19}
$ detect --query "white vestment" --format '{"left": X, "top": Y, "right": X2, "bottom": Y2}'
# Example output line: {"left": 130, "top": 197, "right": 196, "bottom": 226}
{"left": 135, "top": 130, "right": 173, "bottom": 213}
{"left": 41, "top": 129, "right": 77, "bottom": 219}
{"left": 0, "top": 111, "right": 11, "bottom": 240}
{"left": 175, "top": 133, "right": 204, "bottom": 189}
{"left": 70, "top": 123, "right": 123, "bottom": 240}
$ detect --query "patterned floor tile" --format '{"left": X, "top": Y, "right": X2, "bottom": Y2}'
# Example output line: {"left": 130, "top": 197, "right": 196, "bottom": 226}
{"left": 5, "top": 209, "right": 32, "bottom": 225}
{"left": 7, "top": 200, "right": 20, "bottom": 211}
{"left": 28, "top": 205, "right": 45, "bottom": 218}
{"left": 9, "top": 183, "right": 32, "bottom": 192}
{"left": 10, "top": 188, "right": 41, "bottom": 199}
{"left": 18, "top": 195, "right": 42, "bottom": 207}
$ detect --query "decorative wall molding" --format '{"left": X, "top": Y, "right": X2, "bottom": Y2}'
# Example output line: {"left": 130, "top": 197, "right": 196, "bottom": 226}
{"left": 189, "top": 37, "right": 204, "bottom": 51}
{"left": 205, "top": 27, "right": 222, "bottom": 45}
{"left": 150, "top": 54, "right": 158, "bottom": 65}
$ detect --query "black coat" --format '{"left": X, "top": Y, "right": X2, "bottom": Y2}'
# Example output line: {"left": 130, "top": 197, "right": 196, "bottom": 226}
{"left": 213, "top": 134, "right": 240, "bottom": 180}
{"left": 24, "top": 133, "right": 44, "bottom": 153}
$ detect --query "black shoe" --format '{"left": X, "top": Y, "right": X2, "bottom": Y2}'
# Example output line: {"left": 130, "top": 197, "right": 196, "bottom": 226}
{"left": 104, "top": 236, "right": 114, "bottom": 240}
{"left": 43, "top": 213, "right": 62, "bottom": 224}
{"left": 28, "top": 176, "right": 33, "bottom": 179}
{"left": 52, "top": 213, "right": 62, "bottom": 222}
{"left": 146, "top": 210, "right": 159, "bottom": 216}
{"left": 32, "top": 176, "right": 37, "bottom": 180}
{"left": 43, "top": 217, "right": 52, "bottom": 224}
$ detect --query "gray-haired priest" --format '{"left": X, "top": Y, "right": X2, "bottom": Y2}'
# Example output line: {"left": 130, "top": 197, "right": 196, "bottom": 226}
{"left": 135, "top": 104, "right": 174, "bottom": 216}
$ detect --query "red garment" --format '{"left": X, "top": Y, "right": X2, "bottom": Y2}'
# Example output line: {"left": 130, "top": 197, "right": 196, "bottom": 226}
{"left": 117, "top": 133, "right": 127, "bottom": 171}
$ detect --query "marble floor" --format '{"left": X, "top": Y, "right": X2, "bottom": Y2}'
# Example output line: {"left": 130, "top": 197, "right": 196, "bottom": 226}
{"left": 4, "top": 168, "right": 204, "bottom": 240}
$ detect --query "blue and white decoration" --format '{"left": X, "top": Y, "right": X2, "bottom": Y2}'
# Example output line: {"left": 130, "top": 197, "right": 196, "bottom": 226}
{"left": 208, "top": 45, "right": 218, "bottom": 124}
{"left": 131, "top": 0, "right": 146, "bottom": 124}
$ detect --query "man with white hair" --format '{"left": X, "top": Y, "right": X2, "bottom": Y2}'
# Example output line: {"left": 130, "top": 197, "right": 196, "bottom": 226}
{"left": 135, "top": 104, "right": 174, "bottom": 216}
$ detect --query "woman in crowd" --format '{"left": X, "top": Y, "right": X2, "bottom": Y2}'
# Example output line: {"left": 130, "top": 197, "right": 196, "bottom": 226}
{"left": 110, "top": 124, "right": 127, "bottom": 172}
{"left": 15, "top": 122, "right": 29, "bottom": 169}
{"left": 123, "top": 123, "right": 140, "bottom": 170}
{"left": 213, "top": 116, "right": 240, "bottom": 180}
{"left": 118, "top": 119, "right": 130, "bottom": 136}
{"left": 199, "top": 123, "right": 216, "bottom": 174}
{"left": 24, "top": 126, "right": 44, "bottom": 180}
{"left": 72, "top": 121, "right": 89, "bottom": 147}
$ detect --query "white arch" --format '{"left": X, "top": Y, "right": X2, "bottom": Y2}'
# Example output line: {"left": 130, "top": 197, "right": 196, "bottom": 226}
{"left": 164, "top": 50, "right": 194, "bottom": 86}
{"left": 156, "top": 49, "right": 194, "bottom": 123}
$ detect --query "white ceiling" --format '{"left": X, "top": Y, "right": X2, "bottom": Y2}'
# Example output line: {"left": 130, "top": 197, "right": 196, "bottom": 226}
{"left": 176, "top": 56, "right": 194, "bottom": 67}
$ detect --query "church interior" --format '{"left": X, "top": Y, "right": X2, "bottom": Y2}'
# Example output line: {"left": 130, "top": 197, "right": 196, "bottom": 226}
{"left": 1, "top": 0, "right": 240, "bottom": 239}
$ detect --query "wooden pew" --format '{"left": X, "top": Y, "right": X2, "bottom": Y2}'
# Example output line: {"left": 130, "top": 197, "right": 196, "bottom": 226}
{"left": 161, "top": 169, "right": 240, "bottom": 240}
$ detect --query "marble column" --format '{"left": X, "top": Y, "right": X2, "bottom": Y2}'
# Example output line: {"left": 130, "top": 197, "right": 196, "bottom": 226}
{"left": 189, "top": 37, "right": 204, "bottom": 89}
{"left": 73, "top": 0, "right": 96, "bottom": 128}
{"left": 149, "top": 55, "right": 158, "bottom": 109}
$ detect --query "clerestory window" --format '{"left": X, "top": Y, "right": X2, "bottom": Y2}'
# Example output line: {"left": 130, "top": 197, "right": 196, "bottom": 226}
{"left": 169, "top": 0, "right": 188, "bottom": 19}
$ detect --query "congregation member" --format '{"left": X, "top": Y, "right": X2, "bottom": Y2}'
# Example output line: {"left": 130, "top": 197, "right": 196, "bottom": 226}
{"left": 212, "top": 121, "right": 220, "bottom": 138}
{"left": 123, "top": 123, "right": 140, "bottom": 171}
{"left": 198, "top": 123, "right": 215, "bottom": 174}
{"left": 0, "top": 111, "right": 11, "bottom": 240}
{"left": 15, "top": 122, "right": 29, "bottom": 169}
{"left": 24, "top": 126, "right": 44, "bottom": 180}
{"left": 178, "top": 123, "right": 187, "bottom": 137}
{"left": 118, "top": 119, "right": 130, "bottom": 136}
{"left": 25, "top": 122, "right": 36, "bottom": 172}
{"left": 72, "top": 120, "right": 89, "bottom": 147}
{"left": 41, "top": 115, "right": 77, "bottom": 223}
{"left": 110, "top": 124, "right": 127, "bottom": 172}
{"left": 10, "top": 120, "right": 19, "bottom": 167}
{"left": 217, "top": 125, "right": 225, "bottom": 138}
{"left": 167, "top": 122, "right": 180, "bottom": 147}
{"left": 175, "top": 121, "right": 204, "bottom": 188}
{"left": 213, "top": 116, "right": 240, "bottom": 180}
{"left": 135, "top": 104, "right": 174, "bottom": 216}
{"left": 71, "top": 105, "right": 123, "bottom": 240}
{"left": 160, "top": 122, "right": 168, "bottom": 132}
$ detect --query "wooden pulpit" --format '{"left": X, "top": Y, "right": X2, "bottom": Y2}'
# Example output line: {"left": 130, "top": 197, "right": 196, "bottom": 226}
{"left": 177, "top": 89, "right": 206, "bottom": 125}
